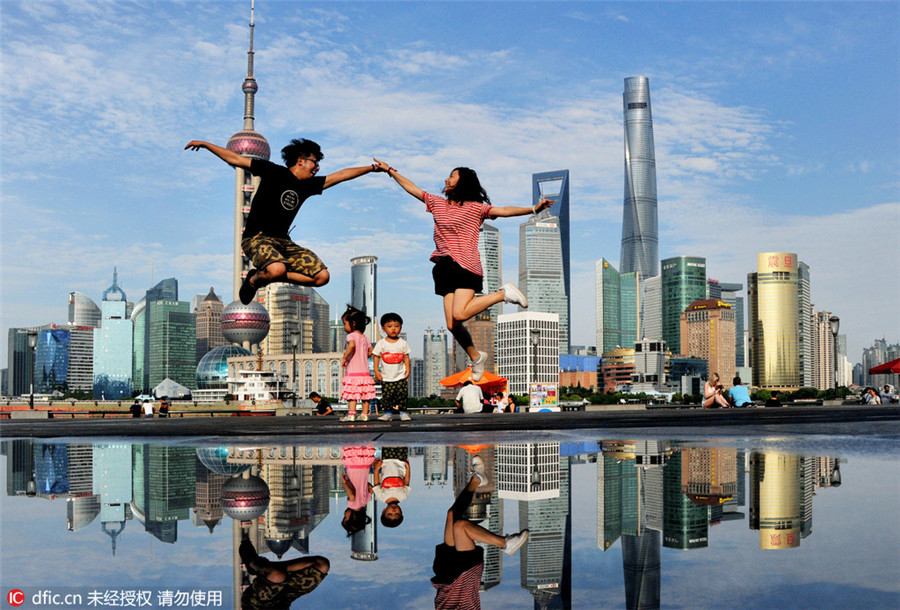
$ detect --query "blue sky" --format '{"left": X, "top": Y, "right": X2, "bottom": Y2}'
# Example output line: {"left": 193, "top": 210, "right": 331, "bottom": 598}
{"left": 1, "top": 0, "right": 898, "bottom": 366}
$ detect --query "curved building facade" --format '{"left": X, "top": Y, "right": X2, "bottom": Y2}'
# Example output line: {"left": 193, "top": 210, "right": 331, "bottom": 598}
{"left": 620, "top": 76, "right": 659, "bottom": 280}
{"left": 748, "top": 252, "right": 801, "bottom": 390}
{"left": 350, "top": 256, "right": 378, "bottom": 345}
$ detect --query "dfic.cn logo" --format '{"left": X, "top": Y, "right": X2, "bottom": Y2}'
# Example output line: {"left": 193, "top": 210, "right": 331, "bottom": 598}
{"left": 7, "top": 589, "right": 25, "bottom": 606}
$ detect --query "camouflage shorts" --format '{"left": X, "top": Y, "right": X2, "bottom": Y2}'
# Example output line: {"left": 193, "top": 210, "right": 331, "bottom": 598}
{"left": 240, "top": 564, "right": 327, "bottom": 610}
{"left": 242, "top": 234, "right": 326, "bottom": 278}
{"left": 381, "top": 379, "right": 409, "bottom": 412}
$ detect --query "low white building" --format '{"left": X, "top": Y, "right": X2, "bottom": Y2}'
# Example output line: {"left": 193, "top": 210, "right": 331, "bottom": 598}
{"left": 497, "top": 312, "right": 559, "bottom": 395}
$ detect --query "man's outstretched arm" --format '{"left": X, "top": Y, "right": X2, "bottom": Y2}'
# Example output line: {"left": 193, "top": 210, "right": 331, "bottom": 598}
{"left": 185, "top": 140, "right": 252, "bottom": 169}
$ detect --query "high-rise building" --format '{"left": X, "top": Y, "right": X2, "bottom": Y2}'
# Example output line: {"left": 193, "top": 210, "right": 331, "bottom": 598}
{"left": 423, "top": 328, "right": 448, "bottom": 397}
{"left": 641, "top": 275, "right": 662, "bottom": 341}
{"left": 620, "top": 76, "right": 659, "bottom": 280}
{"left": 798, "top": 262, "right": 814, "bottom": 388}
{"left": 595, "top": 258, "right": 640, "bottom": 353}
{"left": 148, "top": 300, "right": 195, "bottom": 392}
{"left": 680, "top": 299, "right": 736, "bottom": 384}
{"left": 718, "top": 282, "right": 745, "bottom": 368}
{"left": 68, "top": 291, "right": 101, "bottom": 328}
{"left": 661, "top": 256, "right": 707, "bottom": 353}
{"left": 350, "top": 255, "right": 378, "bottom": 346}
{"left": 533, "top": 170, "right": 571, "bottom": 332}
{"left": 747, "top": 252, "right": 804, "bottom": 390}
{"left": 410, "top": 357, "right": 425, "bottom": 398}
{"left": 194, "top": 287, "right": 225, "bottom": 362}
{"left": 94, "top": 271, "right": 133, "bottom": 399}
{"left": 813, "top": 310, "right": 836, "bottom": 391}
{"left": 632, "top": 339, "right": 669, "bottom": 393}
{"left": 478, "top": 222, "right": 502, "bottom": 324}
{"left": 226, "top": 3, "right": 271, "bottom": 300}
{"left": 519, "top": 214, "right": 569, "bottom": 352}
{"left": 496, "top": 312, "right": 559, "bottom": 395}
{"left": 662, "top": 450, "right": 709, "bottom": 550}
{"left": 132, "top": 278, "right": 195, "bottom": 394}
{"left": 259, "top": 284, "right": 330, "bottom": 355}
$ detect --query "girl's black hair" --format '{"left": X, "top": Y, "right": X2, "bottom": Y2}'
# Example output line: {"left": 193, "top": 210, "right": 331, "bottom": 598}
{"left": 341, "top": 508, "right": 371, "bottom": 537}
{"left": 445, "top": 167, "right": 491, "bottom": 205}
{"left": 342, "top": 305, "right": 370, "bottom": 332}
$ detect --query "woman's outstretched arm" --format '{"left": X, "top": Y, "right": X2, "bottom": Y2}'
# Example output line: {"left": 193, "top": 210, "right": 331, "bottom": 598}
{"left": 373, "top": 158, "right": 424, "bottom": 202}
{"left": 490, "top": 197, "right": 553, "bottom": 218}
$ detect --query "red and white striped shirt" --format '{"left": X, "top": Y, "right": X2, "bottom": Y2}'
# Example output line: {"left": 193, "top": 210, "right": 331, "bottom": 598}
{"left": 424, "top": 192, "right": 492, "bottom": 277}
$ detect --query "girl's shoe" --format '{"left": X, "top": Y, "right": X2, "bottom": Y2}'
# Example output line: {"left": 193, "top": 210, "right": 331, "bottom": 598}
{"left": 340, "top": 414, "right": 356, "bottom": 422}
{"left": 503, "top": 529, "right": 530, "bottom": 555}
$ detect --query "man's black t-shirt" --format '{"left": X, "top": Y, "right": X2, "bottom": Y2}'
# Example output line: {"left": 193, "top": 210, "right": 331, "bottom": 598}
{"left": 243, "top": 159, "right": 326, "bottom": 240}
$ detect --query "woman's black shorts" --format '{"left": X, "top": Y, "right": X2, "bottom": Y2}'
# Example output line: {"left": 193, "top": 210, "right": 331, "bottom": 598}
{"left": 432, "top": 257, "right": 483, "bottom": 296}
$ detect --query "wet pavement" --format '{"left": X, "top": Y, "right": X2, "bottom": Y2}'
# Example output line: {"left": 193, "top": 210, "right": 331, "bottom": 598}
{"left": 3, "top": 404, "right": 898, "bottom": 444}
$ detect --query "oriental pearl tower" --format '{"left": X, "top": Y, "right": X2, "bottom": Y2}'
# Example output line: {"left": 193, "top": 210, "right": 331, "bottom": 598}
{"left": 221, "top": 0, "right": 270, "bottom": 350}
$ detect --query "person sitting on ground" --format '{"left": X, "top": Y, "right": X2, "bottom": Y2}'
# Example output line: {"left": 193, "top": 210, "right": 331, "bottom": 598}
{"left": 864, "top": 387, "right": 882, "bottom": 405}
{"left": 455, "top": 381, "right": 484, "bottom": 414}
{"left": 431, "top": 456, "right": 528, "bottom": 609}
{"left": 239, "top": 535, "right": 329, "bottom": 609}
{"left": 703, "top": 373, "right": 729, "bottom": 408}
{"left": 764, "top": 390, "right": 782, "bottom": 408}
{"left": 728, "top": 376, "right": 752, "bottom": 408}
{"left": 308, "top": 392, "right": 334, "bottom": 416}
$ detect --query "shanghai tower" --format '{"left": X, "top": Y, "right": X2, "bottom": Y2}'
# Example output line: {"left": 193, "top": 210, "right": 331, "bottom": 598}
{"left": 620, "top": 76, "right": 659, "bottom": 279}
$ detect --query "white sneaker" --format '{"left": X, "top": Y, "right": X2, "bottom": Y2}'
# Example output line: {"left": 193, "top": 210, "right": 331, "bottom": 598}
{"left": 471, "top": 351, "right": 487, "bottom": 381}
{"left": 469, "top": 456, "right": 489, "bottom": 487}
{"left": 399, "top": 412, "right": 412, "bottom": 421}
{"left": 378, "top": 413, "right": 393, "bottom": 422}
{"left": 358, "top": 414, "right": 368, "bottom": 422}
{"left": 340, "top": 414, "right": 356, "bottom": 422}
{"left": 503, "top": 529, "right": 529, "bottom": 555}
{"left": 501, "top": 283, "right": 528, "bottom": 308}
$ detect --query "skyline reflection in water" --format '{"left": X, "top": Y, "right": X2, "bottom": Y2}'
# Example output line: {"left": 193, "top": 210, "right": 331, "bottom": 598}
{"left": 1, "top": 438, "right": 897, "bottom": 609}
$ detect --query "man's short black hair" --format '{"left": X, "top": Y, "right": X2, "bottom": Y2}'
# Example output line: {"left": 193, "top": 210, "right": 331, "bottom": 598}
{"left": 733, "top": 377, "right": 742, "bottom": 386}
{"left": 308, "top": 391, "right": 320, "bottom": 399}
{"left": 282, "top": 138, "right": 323, "bottom": 168}
{"left": 380, "top": 312, "right": 403, "bottom": 327}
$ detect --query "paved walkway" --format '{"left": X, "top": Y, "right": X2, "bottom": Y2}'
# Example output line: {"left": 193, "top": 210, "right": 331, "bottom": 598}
{"left": 3, "top": 405, "right": 898, "bottom": 445}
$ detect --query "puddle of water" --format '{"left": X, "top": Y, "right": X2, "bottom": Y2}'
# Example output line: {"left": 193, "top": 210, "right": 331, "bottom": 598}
{"left": 1, "top": 437, "right": 898, "bottom": 609}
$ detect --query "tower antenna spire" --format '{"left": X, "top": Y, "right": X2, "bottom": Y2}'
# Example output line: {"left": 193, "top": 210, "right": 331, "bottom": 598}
{"left": 243, "top": 0, "right": 258, "bottom": 130}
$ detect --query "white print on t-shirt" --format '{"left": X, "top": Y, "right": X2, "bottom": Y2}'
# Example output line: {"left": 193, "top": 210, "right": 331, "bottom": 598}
{"left": 281, "top": 190, "right": 300, "bottom": 210}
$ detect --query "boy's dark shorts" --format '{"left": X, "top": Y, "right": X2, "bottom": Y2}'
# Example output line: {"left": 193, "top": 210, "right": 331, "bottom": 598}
{"left": 242, "top": 233, "right": 327, "bottom": 278}
{"left": 381, "top": 379, "right": 408, "bottom": 412}
{"left": 432, "top": 257, "right": 483, "bottom": 296}
{"left": 240, "top": 564, "right": 327, "bottom": 610}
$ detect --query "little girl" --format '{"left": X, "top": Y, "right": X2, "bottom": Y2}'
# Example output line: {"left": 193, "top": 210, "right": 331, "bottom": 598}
{"left": 340, "top": 445, "right": 376, "bottom": 537}
{"left": 340, "top": 305, "right": 376, "bottom": 422}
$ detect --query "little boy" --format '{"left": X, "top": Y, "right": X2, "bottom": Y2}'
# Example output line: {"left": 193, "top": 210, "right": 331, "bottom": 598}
{"left": 373, "top": 312, "right": 411, "bottom": 421}
{"left": 373, "top": 448, "right": 411, "bottom": 528}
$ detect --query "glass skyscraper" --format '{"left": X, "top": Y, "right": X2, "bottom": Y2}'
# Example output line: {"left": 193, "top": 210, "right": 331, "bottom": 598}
{"left": 595, "top": 258, "right": 640, "bottom": 354}
{"left": 93, "top": 301, "right": 133, "bottom": 400}
{"left": 533, "top": 170, "right": 570, "bottom": 335}
{"left": 519, "top": 214, "right": 569, "bottom": 353}
{"left": 478, "top": 222, "right": 502, "bottom": 324}
{"left": 350, "top": 255, "right": 378, "bottom": 346}
{"left": 620, "top": 76, "right": 659, "bottom": 280}
{"left": 661, "top": 256, "right": 707, "bottom": 354}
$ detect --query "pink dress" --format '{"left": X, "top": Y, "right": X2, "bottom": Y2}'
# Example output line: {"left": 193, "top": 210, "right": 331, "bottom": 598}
{"left": 342, "top": 446, "right": 376, "bottom": 510}
{"left": 341, "top": 331, "right": 376, "bottom": 401}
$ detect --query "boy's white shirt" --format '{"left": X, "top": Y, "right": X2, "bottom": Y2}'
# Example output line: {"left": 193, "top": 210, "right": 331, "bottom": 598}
{"left": 372, "top": 336, "right": 410, "bottom": 382}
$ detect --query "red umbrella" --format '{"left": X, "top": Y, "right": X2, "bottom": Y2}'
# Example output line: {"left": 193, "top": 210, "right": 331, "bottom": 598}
{"left": 869, "top": 358, "right": 900, "bottom": 375}
{"left": 439, "top": 368, "right": 506, "bottom": 388}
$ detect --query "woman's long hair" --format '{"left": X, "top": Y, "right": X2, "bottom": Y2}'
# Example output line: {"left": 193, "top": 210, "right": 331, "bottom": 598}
{"left": 445, "top": 167, "right": 491, "bottom": 204}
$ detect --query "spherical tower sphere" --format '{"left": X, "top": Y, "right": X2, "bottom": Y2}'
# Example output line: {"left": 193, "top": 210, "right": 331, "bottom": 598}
{"left": 196, "top": 345, "right": 252, "bottom": 389}
{"left": 221, "top": 300, "right": 270, "bottom": 345}
{"left": 196, "top": 447, "right": 252, "bottom": 477}
{"left": 221, "top": 473, "right": 270, "bottom": 521}
{"left": 226, "top": 129, "right": 270, "bottom": 160}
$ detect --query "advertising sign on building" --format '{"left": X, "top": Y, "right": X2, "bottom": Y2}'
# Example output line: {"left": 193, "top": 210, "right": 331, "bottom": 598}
{"left": 529, "top": 383, "right": 559, "bottom": 412}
